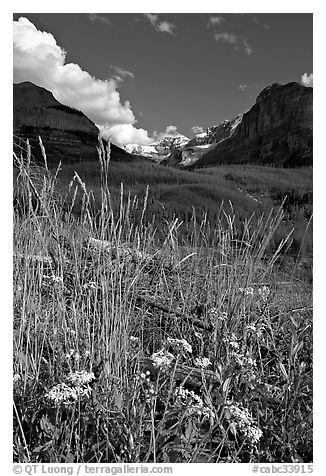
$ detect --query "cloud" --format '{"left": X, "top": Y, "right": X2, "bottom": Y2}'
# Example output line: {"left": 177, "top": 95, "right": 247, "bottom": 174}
{"left": 144, "top": 13, "right": 175, "bottom": 35}
{"left": 153, "top": 125, "right": 183, "bottom": 140}
{"left": 13, "top": 17, "right": 151, "bottom": 147}
{"left": 207, "top": 15, "right": 225, "bottom": 27}
{"left": 239, "top": 84, "right": 248, "bottom": 92}
{"left": 243, "top": 40, "right": 252, "bottom": 56}
{"left": 110, "top": 65, "right": 135, "bottom": 84}
{"left": 214, "top": 32, "right": 252, "bottom": 55}
{"left": 192, "top": 125, "right": 204, "bottom": 135}
{"left": 215, "top": 32, "right": 237, "bottom": 45}
{"left": 88, "top": 13, "right": 111, "bottom": 26}
{"left": 301, "top": 72, "right": 313, "bottom": 87}
{"left": 99, "top": 124, "right": 153, "bottom": 146}
{"left": 252, "top": 16, "right": 270, "bottom": 30}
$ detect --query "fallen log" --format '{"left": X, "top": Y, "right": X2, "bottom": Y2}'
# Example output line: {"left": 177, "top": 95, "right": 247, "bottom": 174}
{"left": 134, "top": 293, "right": 213, "bottom": 332}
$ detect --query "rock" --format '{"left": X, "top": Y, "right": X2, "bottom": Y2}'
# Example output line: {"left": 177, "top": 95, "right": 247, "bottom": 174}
{"left": 166, "top": 82, "right": 312, "bottom": 168}
{"left": 196, "top": 82, "right": 312, "bottom": 168}
{"left": 13, "top": 81, "right": 137, "bottom": 165}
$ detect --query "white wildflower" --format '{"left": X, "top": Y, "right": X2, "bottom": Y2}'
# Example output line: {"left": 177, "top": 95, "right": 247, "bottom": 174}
{"left": 43, "top": 274, "right": 63, "bottom": 284}
{"left": 167, "top": 337, "right": 192, "bottom": 354}
{"left": 208, "top": 308, "right": 227, "bottom": 321}
{"left": 228, "top": 404, "right": 263, "bottom": 444}
{"left": 13, "top": 373, "right": 21, "bottom": 384}
{"left": 151, "top": 349, "right": 175, "bottom": 369}
{"left": 258, "top": 285, "right": 271, "bottom": 302}
{"left": 247, "top": 324, "right": 257, "bottom": 332}
{"left": 175, "top": 387, "right": 215, "bottom": 421}
{"left": 194, "top": 357, "right": 212, "bottom": 369}
{"left": 45, "top": 382, "right": 78, "bottom": 405}
{"left": 67, "top": 370, "right": 95, "bottom": 386}
{"left": 223, "top": 333, "right": 240, "bottom": 350}
{"left": 239, "top": 287, "right": 254, "bottom": 297}
{"left": 130, "top": 336, "right": 140, "bottom": 344}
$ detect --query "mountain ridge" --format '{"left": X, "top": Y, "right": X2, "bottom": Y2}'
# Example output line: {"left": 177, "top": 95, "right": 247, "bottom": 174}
{"left": 13, "top": 81, "right": 138, "bottom": 164}
{"left": 170, "top": 81, "right": 312, "bottom": 169}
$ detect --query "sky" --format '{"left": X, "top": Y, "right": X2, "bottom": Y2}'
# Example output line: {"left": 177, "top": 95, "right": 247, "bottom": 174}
{"left": 13, "top": 12, "right": 313, "bottom": 147}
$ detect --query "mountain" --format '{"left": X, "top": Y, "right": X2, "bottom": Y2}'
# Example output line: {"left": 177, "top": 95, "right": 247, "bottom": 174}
{"left": 13, "top": 82, "right": 137, "bottom": 165}
{"left": 166, "top": 82, "right": 312, "bottom": 168}
{"left": 124, "top": 134, "right": 190, "bottom": 161}
{"left": 166, "top": 115, "right": 243, "bottom": 167}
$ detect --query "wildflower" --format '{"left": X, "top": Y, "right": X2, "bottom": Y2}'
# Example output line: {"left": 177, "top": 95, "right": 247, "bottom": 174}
{"left": 45, "top": 382, "right": 79, "bottom": 406}
{"left": 67, "top": 370, "right": 95, "bottom": 386}
{"left": 43, "top": 274, "right": 63, "bottom": 284}
{"left": 167, "top": 337, "right": 192, "bottom": 354}
{"left": 65, "top": 349, "right": 74, "bottom": 360}
{"left": 175, "top": 387, "right": 215, "bottom": 421}
{"left": 239, "top": 287, "right": 254, "bottom": 297}
{"left": 13, "top": 373, "right": 21, "bottom": 384}
{"left": 246, "top": 324, "right": 257, "bottom": 332}
{"left": 194, "top": 357, "right": 212, "bottom": 369}
{"left": 130, "top": 336, "right": 140, "bottom": 344}
{"left": 228, "top": 404, "right": 263, "bottom": 444}
{"left": 151, "top": 349, "right": 174, "bottom": 369}
{"left": 258, "top": 285, "right": 271, "bottom": 302}
{"left": 223, "top": 333, "right": 240, "bottom": 350}
{"left": 208, "top": 308, "right": 227, "bottom": 321}
{"left": 84, "top": 350, "right": 91, "bottom": 358}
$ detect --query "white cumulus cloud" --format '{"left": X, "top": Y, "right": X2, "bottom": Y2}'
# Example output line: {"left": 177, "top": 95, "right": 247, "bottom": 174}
{"left": 99, "top": 124, "right": 153, "bottom": 147}
{"left": 13, "top": 16, "right": 151, "bottom": 147}
{"left": 192, "top": 125, "right": 204, "bottom": 135}
{"left": 144, "top": 14, "right": 175, "bottom": 35}
{"left": 153, "top": 125, "right": 183, "bottom": 140}
{"left": 207, "top": 15, "right": 225, "bottom": 27}
{"left": 301, "top": 73, "right": 313, "bottom": 87}
{"left": 239, "top": 84, "right": 248, "bottom": 92}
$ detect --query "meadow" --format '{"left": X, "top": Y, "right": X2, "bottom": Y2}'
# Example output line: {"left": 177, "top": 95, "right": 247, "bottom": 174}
{"left": 13, "top": 142, "right": 312, "bottom": 463}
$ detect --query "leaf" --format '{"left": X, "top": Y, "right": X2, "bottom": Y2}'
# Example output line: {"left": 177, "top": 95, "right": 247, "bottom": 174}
{"left": 222, "top": 377, "right": 232, "bottom": 396}
{"left": 278, "top": 362, "right": 288, "bottom": 380}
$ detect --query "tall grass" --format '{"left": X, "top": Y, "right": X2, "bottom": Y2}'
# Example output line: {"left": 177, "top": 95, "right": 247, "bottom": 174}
{"left": 13, "top": 142, "right": 312, "bottom": 463}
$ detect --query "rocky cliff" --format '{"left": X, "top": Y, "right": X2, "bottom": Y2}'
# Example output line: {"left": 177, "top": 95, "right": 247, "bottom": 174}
{"left": 195, "top": 82, "right": 312, "bottom": 168}
{"left": 13, "top": 82, "right": 136, "bottom": 164}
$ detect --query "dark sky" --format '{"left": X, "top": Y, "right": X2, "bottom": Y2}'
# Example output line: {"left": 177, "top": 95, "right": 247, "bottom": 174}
{"left": 13, "top": 13, "right": 313, "bottom": 144}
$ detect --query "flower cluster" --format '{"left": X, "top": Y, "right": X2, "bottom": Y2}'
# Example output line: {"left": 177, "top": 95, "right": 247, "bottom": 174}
{"left": 208, "top": 307, "right": 227, "bottom": 322}
{"left": 232, "top": 352, "right": 257, "bottom": 382}
{"left": 175, "top": 386, "right": 215, "bottom": 421}
{"left": 67, "top": 370, "right": 95, "bottom": 386}
{"left": 239, "top": 287, "right": 254, "bottom": 297}
{"left": 43, "top": 274, "right": 63, "bottom": 285}
{"left": 194, "top": 357, "right": 212, "bottom": 369}
{"left": 45, "top": 370, "right": 95, "bottom": 406}
{"left": 223, "top": 333, "right": 240, "bottom": 350}
{"left": 166, "top": 337, "right": 192, "bottom": 354}
{"left": 246, "top": 322, "right": 267, "bottom": 338}
{"left": 258, "top": 285, "right": 271, "bottom": 302}
{"left": 136, "top": 370, "right": 156, "bottom": 403}
{"left": 228, "top": 404, "right": 263, "bottom": 444}
{"left": 151, "top": 349, "right": 175, "bottom": 369}
{"left": 45, "top": 381, "right": 92, "bottom": 406}
{"left": 13, "top": 373, "right": 21, "bottom": 385}
{"left": 65, "top": 349, "right": 81, "bottom": 361}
